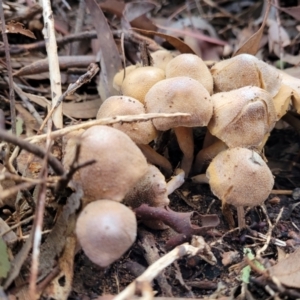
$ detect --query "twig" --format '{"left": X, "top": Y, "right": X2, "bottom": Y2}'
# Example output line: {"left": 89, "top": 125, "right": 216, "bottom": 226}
{"left": 41, "top": 0, "right": 63, "bottom": 128}
{"left": 0, "top": 129, "right": 64, "bottom": 175}
{"left": 0, "top": 0, "right": 16, "bottom": 134}
{"left": 26, "top": 113, "right": 190, "bottom": 143}
{"left": 113, "top": 243, "right": 205, "bottom": 300}
{"left": 38, "top": 63, "right": 99, "bottom": 133}
{"left": 256, "top": 206, "right": 284, "bottom": 259}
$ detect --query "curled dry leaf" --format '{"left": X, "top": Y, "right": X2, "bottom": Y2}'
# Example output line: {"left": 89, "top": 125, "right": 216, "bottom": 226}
{"left": 134, "top": 204, "right": 219, "bottom": 249}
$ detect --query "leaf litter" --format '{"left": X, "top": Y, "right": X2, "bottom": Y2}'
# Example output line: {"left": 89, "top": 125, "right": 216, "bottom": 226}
{"left": 0, "top": 0, "right": 300, "bottom": 299}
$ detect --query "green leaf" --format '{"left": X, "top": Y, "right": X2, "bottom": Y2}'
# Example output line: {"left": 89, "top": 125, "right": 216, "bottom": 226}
{"left": 0, "top": 238, "right": 10, "bottom": 279}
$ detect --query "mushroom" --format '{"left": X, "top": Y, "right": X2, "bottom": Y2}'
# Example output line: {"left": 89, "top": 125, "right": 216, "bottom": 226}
{"left": 121, "top": 66, "right": 165, "bottom": 104}
{"left": 206, "top": 147, "right": 274, "bottom": 228}
{"left": 151, "top": 50, "right": 177, "bottom": 71}
{"left": 124, "top": 165, "right": 185, "bottom": 209}
{"left": 75, "top": 199, "right": 137, "bottom": 267}
{"left": 211, "top": 54, "right": 282, "bottom": 97}
{"left": 63, "top": 125, "right": 148, "bottom": 205}
{"left": 96, "top": 95, "right": 172, "bottom": 176}
{"left": 165, "top": 53, "right": 213, "bottom": 94}
{"left": 113, "top": 65, "right": 139, "bottom": 92}
{"left": 145, "top": 76, "right": 213, "bottom": 176}
{"left": 193, "top": 86, "right": 277, "bottom": 173}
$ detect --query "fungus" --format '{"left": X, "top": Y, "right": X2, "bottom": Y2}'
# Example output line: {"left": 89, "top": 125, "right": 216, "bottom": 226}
{"left": 165, "top": 53, "right": 213, "bottom": 94}
{"left": 206, "top": 147, "right": 274, "bottom": 228}
{"left": 211, "top": 54, "right": 282, "bottom": 97}
{"left": 96, "top": 95, "right": 172, "bottom": 176}
{"left": 151, "top": 50, "right": 177, "bottom": 71}
{"left": 121, "top": 66, "right": 165, "bottom": 104}
{"left": 113, "top": 65, "right": 139, "bottom": 92}
{"left": 145, "top": 76, "right": 213, "bottom": 176}
{"left": 76, "top": 200, "right": 137, "bottom": 267}
{"left": 63, "top": 125, "right": 148, "bottom": 205}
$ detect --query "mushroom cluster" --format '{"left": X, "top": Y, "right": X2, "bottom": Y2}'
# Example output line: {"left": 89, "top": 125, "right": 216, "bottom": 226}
{"left": 109, "top": 51, "right": 300, "bottom": 228}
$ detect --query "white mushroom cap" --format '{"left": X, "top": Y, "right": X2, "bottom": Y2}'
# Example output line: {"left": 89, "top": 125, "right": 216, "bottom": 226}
{"left": 151, "top": 50, "right": 177, "bottom": 71}
{"left": 165, "top": 53, "right": 214, "bottom": 94}
{"left": 211, "top": 54, "right": 282, "bottom": 97}
{"left": 96, "top": 95, "right": 157, "bottom": 145}
{"left": 124, "top": 164, "right": 170, "bottom": 208}
{"left": 206, "top": 147, "right": 274, "bottom": 207}
{"left": 121, "top": 66, "right": 165, "bottom": 104}
{"left": 145, "top": 77, "right": 213, "bottom": 131}
{"left": 208, "top": 86, "right": 277, "bottom": 148}
{"left": 64, "top": 126, "right": 148, "bottom": 204}
{"left": 76, "top": 200, "right": 137, "bottom": 267}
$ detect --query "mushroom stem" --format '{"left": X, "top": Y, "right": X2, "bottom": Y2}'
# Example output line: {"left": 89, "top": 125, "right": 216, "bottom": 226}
{"left": 193, "top": 140, "right": 227, "bottom": 174}
{"left": 222, "top": 202, "right": 235, "bottom": 229}
{"left": 137, "top": 144, "right": 173, "bottom": 178}
{"left": 174, "top": 126, "right": 194, "bottom": 177}
{"left": 237, "top": 206, "right": 246, "bottom": 229}
{"left": 191, "top": 173, "right": 209, "bottom": 184}
{"left": 166, "top": 168, "right": 185, "bottom": 195}
{"left": 202, "top": 130, "right": 219, "bottom": 149}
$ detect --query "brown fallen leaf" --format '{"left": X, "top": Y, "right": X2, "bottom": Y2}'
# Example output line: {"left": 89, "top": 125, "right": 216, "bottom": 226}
{"left": 132, "top": 28, "right": 196, "bottom": 54}
{"left": 5, "top": 21, "right": 36, "bottom": 39}
{"left": 233, "top": 1, "right": 270, "bottom": 56}
{"left": 276, "top": 5, "right": 300, "bottom": 21}
{"left": 269, "top": 247, "right": 300, "bottom": 288}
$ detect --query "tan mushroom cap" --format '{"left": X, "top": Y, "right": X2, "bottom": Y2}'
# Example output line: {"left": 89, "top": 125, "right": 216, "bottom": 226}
{"left": 76, "top": 200, "right": 137, "bottom": 267}
{"left": 151, "top": 50, "right": 177, "bottom": 71}
{"left": 96, "top": 96, "right": 157, "bottom": 144}
{"left": 208, "top": 86, "right": 277, "bottom": 148}
{"left": 124, "top": 164, "right": 170, "bottom": 209}
{"left": 206, "top": 147, "right": 274, "bottom": 207}
{"left": 145, "top": 77, "right": 213, "bottom": 131}
{"left": 165, "top": 53, "right": 213, "bottom": 94}
{"left": 211, "top": 54, "right": 282, "bottom": 97}
{"left": 68, "top": 125, "right": 148, "bottom": 204}
{"left": 121, "top": 66, "right": 165, "bottom": 104}
{"left": 113, "top": 65, "right": 139, "bottom": 92}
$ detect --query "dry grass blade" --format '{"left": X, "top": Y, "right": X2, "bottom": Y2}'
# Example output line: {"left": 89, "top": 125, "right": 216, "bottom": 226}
{"left": 233, "top": 1, "right": 271, "bottom": 56}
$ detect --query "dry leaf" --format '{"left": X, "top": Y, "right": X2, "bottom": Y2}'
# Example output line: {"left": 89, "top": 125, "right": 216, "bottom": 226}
{"left": 277, "top": 5, "right": 300, "bottom": 21}
{"left": 5, "top": 21, "right": 36, "bottom": 39}
{"left": 269, "top": 248, "right": 300, "bottom": 288}
{"left": 233, "top": 1, "right": 270, "bottom": 56}
{"left": 132, "top": 28, "right": 195, "bottom": 54}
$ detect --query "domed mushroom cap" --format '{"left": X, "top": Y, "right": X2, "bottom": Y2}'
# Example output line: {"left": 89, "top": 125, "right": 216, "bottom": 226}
{"left": 113, "top": 65, "right": 139, "bottom": 92}
{"left": 151, "top": 50, "right": 177, "bottom": 71}
{"left": 165, "top": 53, "right": 213, "bottom": 94}
{"left": 145, "top": 77, "right": 213, "bottom": 131}
{"left": 206, "top": 148, "right": 274, "bottom": 207}
{"left": 211, "top": 54, "right": 282, "bottom": 97}
{"left": 121, "top": 66, "right": 165, "bottom": 104}
{"left": 124, "top": 164, "right": 170, "bottom": 209}
{"left": 76, "top": 200, "right": 137, "bottom": 267}
{"left": 208, "top": 86, "right": 277, "bottom": 148}
{"left": 69, "top": 125, "right": 148, "bottom": 203}
{"left": 96, "top": 96, "right": 157, "bottom": 144}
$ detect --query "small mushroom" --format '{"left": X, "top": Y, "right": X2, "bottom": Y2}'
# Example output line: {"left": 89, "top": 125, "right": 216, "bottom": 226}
{"left": 145, "top": 76, "right": 213, "bottom": 176}
{"left": 76, "top": 199, "right": 137, "bottom": 267}
{"left": 63, "top": 126, "right": 148, "bottom": 204}
{"left": 165, "top": 53, "right": 213, "bottom": 94}
{"left": 121, "top": 66, "right": 165, "bottom": 104}
{"left": 206, "top": 147, "right": 274, "bottom": 228}
{"left": 151, "top": 49, "right": 177, "bottom": 71}
{"left": 113, "top": 65, "right": 139, "bottom": 92}
{"left": 96, "top": 95, "right": 172, "bottom": 176}
{"left": 211, "top": 54, "right": 282, "bottom": 97}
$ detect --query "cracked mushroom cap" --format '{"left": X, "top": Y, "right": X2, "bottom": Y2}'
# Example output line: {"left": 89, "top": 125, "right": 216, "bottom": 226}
{"left": 145, "top": 76, "right": 213, "bottom": 131}
{"left": 65, "top": 125, "right": 148, "bottom": 204}
{"left": 96, "top": 96, "right": 157, "bottom": 144}
{"left": 76, "top": 200, "right": 137, "bottom": 267}
{"left": 165, "top": 53, "right": 213, "bottom": 94}
{"left": 206, "top": 147, "right": 274, "bottom": 207}
{"left": 208, "top": 86, "right": 277, "bottom": 148}
{"left": 124, "top": 164, "right": 170, "bottom": 209}
{"left": 211, "top": 54, "right": 282, "bottom": 97}
{"left": 121, "top": 66, "right": 165, "bottom": 104}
